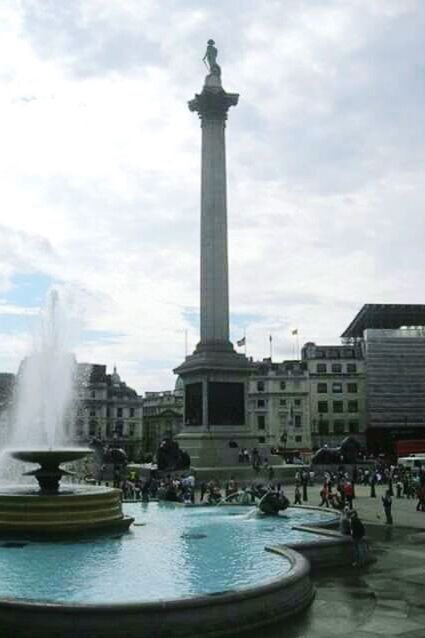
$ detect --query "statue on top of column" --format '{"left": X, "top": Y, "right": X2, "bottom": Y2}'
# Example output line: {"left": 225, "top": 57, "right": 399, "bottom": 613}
{"left": 203, "top": 39, "right": 221, "bottom": 77}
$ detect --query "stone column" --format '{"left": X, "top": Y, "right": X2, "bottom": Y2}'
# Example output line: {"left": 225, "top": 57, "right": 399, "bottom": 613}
{"left": 189, "top": 75, "right": 239, "bottom": 353}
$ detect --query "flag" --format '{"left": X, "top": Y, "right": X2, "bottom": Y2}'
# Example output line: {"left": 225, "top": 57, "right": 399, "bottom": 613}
{"left": 269, "top": 334, "right": 272, "bottom": 342}
{"left": 292, "top": 329, "right": 298, "bottom": 335}
{"left": 236, "top": 337, "right": 246, "bottom": 347}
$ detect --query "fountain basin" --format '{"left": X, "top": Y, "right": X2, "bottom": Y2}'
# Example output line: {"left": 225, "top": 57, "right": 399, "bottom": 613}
{"left": 0, "top": 503, "right": 336, "bottom": 637}
{"left": 0, "top": 486, "right": 133, "bottom": 538}
{"left": 9, "top": 448, "right": 93, "bottom": 495}
{"left": 1, "top": 449, "right": 133, "bottom": 538}
{"left": 10, "top": 448, "right": 92, "bottom": 466}
{"left": 0, "top": 547, "right": 313, "bottom": 638}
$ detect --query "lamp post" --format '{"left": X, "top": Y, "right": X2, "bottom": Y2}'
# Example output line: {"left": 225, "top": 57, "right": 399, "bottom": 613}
{"left": 280, "top": 431, "right": 288, "bottom": 462}
{"left": 318, "top": 413, "right": 324, "bottom": 448}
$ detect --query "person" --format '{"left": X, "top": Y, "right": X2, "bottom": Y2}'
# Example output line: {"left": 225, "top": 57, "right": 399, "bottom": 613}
{"left": 416, "top": 485, "right": 425, "bottom": 512}
{"left": 350, "top": 510, "right": 367, "bottom": 566}
{"left": 344, "top": 481, "right": 354, "bottom": 510}
{"left": 294, "top": 484, "right": 302, "bottom": 505}
{"left": 301, "top": 471, "right": 309, "bottom": 502}
{"left": 370, "top": 474, "right": 376, "bottom": 498}
{"left": 382, "top": 489, "right": 393, "bottom": 524}
{"left": 339, "top": 506, "right": 351, "bottom": 535}
{"left": 319, "top": 483, "right": 329, "bottom": 507}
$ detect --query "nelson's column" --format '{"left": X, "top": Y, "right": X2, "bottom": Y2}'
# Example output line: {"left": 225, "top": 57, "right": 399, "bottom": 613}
{"left": 174, "top": 40, "right": 255, "bottom": 467}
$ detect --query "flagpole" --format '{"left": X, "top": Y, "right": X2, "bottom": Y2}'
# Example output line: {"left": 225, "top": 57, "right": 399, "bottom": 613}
{"left": 185, "top": 329, "right": 188, "bottom": 357}
{"left": 269, "top": 334, "right": 273, "bottom": 361}
{"left": 244, "top": 328, "right": 247, "bottom": 357}
{"left": 296, "top": 332, "right": 300, "bottom": 359}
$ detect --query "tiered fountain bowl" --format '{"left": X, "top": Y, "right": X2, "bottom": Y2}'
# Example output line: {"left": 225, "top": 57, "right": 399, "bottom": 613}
{"left": 0, "top": 449, "right": 133, "bottom": 538}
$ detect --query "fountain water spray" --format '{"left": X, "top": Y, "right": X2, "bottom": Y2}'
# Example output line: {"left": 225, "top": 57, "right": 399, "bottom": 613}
{"left": 10, "top": 289, "right": 78, "bottom": 449}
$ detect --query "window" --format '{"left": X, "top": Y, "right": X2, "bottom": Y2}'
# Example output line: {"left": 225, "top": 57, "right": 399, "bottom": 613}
{"left": 75, "top": 419, "right": 84, "bottom": 436}
{"left": 348, "top": 400, "right": 358, "bottom": 413}
{"left": 349, "top": 421, "right": 359, "bottom": 434}
{"left": 294, "top": 399, "right": 301, "bottom": 406}
{"left": 129, "top": 407, "right": 135, "bottom": 418}
{"left": 258, "top": 436, "right": 266, "bottom": 443}
{"left": 333, "top": 401, "right": 343, "bottom": 413}
{"left": 106, "top": 421, "right": 112, "bottom": 437}
{"left": 334, "top": 421, "right": 345, "bottom": 435}
{"left": 347, "top": 363, "right": 357, "bottom": 373}
{"left": 89, "top": 409, "right": 96, "bottom": 417}
{"left": 318, "top": 420, "right": 329, "bottom": 435}
{"left": 331, "top": 363, "right": 342, "bottom": 373}
{"left": 294, "top": 415, "right": 302, "bottom": 427}
{"left": 347, "top": 383, "right": 358, "bottom": 393}
{"left": 332, "top": 383, "right": 342, "bottom": 393}
{"left": 280, "top": 399, "right": 287, "bottom": 406}
{"left": 90, "top": 390, "right": 96, "bottom": 398}
{"left": 318, "top": 401, "right": 328, "bottom": 413}
{"left": 257, "top": 381, "right": 265, "bottom": 392}
{"left": 257, "top": 415, "right": 266, "bottom": 430}
{"left": 129, "top": 423, "right": 135, "bottom": 437}
{"left": 106, "top": 407, "right": 111, "bottom": 418}
{"left": 115, "top": 421, "right": 124, "bottom": 436}
{"left": 257, "top": 399, "right": 266, "bottom": 408}
{"left": 317, "top": 363, "right": 327, "bottom": 373}
{"left": 280, "top": 381, "right": 286, "bottom": 390}
{"left": 89, "top": 420, "right": 97, "bottom": 436}
{"left": 295, "top": 435, "right": 302, "bottom": 443}
{"left": 117, "top": 407, "right": 123, "bottom": 418}
{"left": 317, "top": 383, "right": 327, "bottom": 393}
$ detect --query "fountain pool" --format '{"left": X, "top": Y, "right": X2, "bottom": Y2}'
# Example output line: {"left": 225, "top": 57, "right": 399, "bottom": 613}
{"left": 0, "top": 503, "right": 336, "bottom": 604}
{"left": 0, "top": 502, "right": 340, "bottom": 637}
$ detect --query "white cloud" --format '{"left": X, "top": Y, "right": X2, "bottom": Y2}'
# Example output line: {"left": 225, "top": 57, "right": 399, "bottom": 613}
{"left": 0, "top": 0, "right": 424, "bottom": 392}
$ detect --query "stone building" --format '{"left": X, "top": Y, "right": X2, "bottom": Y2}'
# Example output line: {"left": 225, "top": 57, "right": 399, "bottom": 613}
{"left": 142, "top": 379, "right": 183, "bottom": 457}
{"left": 73, "top": 364, "right": 143, "bottom": 461}
{"left": 247, "top": 360, "right": 311, "bottom": 455}
{"left": 301, "top": 342, "right": 366, "bottom": 449}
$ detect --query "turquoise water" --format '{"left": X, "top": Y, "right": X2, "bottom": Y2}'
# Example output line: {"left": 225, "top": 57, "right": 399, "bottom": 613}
{"left": 0, "top": 504, "right": 335, "bottom": 604}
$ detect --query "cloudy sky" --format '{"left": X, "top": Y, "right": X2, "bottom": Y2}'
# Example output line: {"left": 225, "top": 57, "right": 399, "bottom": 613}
{"left": 0, "top": 0, "right": 424, "bottom": 393}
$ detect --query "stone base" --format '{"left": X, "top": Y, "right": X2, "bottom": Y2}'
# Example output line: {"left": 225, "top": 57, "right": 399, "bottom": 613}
{"left": 174, "top": 348, "right": 252, "bottom": 375}
{"left": 0, "top": 486, "right": 134, "bottom": 539}
{"left": 176, "top": 431, "right": 258, "bottom": 467}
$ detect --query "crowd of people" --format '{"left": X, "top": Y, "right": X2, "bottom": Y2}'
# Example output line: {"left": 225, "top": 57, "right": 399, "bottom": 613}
{"left": 118, "top": 473, "right": 196, "bottom": 504}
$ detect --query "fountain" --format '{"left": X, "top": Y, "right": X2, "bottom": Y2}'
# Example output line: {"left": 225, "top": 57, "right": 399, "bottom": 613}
{"left": 0, "top": 299, "right": 340, "bottom": 636}
{"left": 0, "top": 290, "right": 133, "bottom": 538}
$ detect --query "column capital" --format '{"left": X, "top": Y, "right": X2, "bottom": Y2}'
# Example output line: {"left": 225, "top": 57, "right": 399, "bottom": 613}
{"left": 189, "top": 83, "right": 239, "bottom": 121}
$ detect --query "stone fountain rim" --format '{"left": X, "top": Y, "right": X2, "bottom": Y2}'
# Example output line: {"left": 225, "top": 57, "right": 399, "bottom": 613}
{"left": 7, "top": 448, "right": 93, "bottom": 465}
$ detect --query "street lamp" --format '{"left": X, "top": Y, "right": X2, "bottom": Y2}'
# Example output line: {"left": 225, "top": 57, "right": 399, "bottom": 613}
{"left": 280, "top": 431, "right": 288, "bottom": 461}
{"left": 318, "top": 413, "right": 324, "bottom": 448}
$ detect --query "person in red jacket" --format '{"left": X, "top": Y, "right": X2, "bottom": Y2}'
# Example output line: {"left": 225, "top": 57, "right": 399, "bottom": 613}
{"left": 344, "top": 481, "right": 354, "bottom": 510}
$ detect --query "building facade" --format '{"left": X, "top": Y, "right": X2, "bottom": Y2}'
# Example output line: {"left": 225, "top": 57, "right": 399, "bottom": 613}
{"left": 73, "top": 364, "right": 143, "bottom": 461}
{"left": 247, "top": 360, "right": 311, "bottom": 454}
{"left": 301, "top": 342, "right": 366, "bottom": 449}
{"left": 341, "top": 304, "right": 425, "bottom": 455}
{"left": 363, "top": 328, "right": 425, "bottom": 454}
{"left": 142, "top": 384, "right": 183, "bottom": 457}
{"left": 0, "top": 373, "right": 15, "bottom": 446}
